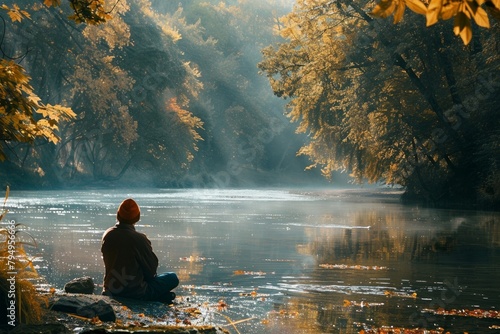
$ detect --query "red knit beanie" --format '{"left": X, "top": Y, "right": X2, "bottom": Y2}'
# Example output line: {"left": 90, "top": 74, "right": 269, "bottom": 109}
{"left": 117, "top": 198, "right": 140, "bottom": 224}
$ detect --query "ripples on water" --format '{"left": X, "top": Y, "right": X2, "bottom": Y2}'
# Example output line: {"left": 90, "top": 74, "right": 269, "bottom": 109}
{"left": 5, "top": 188, "right": 500, "bottom": 333}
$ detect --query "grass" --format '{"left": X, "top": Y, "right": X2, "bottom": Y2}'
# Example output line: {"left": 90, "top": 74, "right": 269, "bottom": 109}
{"left": 0, "top": 186, "right": 46, "bottom": 325}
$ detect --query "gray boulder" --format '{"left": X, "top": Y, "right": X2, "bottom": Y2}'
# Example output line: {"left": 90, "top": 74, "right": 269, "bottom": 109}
{"left": 77, "top": 299, "right": 116, "bottom": 322}
{"left": 50, "top": 296, "right": 116, "bottom": 322}
{"left": 50, "top": 295, "right": 94, "bottom": 313}
{"left": 64, "top": 276, "right": 95, "bottom": 294}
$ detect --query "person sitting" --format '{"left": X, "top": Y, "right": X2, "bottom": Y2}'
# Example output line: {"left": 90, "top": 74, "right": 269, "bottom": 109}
{"left": 101, "top": 198, "right": 178, "bottom": 303}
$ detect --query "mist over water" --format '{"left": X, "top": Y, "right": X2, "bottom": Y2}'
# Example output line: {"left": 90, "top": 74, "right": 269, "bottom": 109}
{"left": 6, "top": 188, "right": 500, "bottom": 333}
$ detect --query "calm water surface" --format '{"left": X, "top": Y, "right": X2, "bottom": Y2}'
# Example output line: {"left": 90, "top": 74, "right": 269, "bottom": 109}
{"left": 5, "top": 188, "right": 500, "bottom": 333}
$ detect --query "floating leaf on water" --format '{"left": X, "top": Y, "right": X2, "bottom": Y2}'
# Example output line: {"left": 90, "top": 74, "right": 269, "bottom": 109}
{"left": 269, "top": 309, "right": 300, "bottom": 318}
{"left": 320, "top": 263, "right": 388, "bottom": 270}
{"left": 384, "top": 290, "right": 417, "bottom": 298}
{"left": 360, "top": 326, "right": 445, "bottom": 333}
{"left": 233, "top": 270, "right": 268, "bottom": 276}
{"left": 422, "top": 307, "right": 500, "bottom": 319}
{"left": 217, "top": 299, "right": 228, "bottom": 311}
{"left": 239, "top": 290, "right": 268, "bottom": 298}
{"left": 344, "top": 300, "right": 385, "bottom": 308}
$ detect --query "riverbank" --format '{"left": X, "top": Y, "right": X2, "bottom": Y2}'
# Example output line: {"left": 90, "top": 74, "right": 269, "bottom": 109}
{"left": 1, "top": 289, "right": 229, "bottom": 334}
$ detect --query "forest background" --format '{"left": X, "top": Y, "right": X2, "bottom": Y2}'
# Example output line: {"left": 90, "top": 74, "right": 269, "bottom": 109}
{"left": 1, "top": 0, "right": 499, "bottom": 209}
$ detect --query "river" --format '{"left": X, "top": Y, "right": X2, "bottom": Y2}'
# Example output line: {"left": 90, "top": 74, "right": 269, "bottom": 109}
{"left": 4, "top": 188, "right": 500, "bottom": 333}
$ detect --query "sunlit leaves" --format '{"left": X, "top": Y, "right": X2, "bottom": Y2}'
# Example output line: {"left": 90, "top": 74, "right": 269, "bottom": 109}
{"left": 260, "top": 0, "right": 500, "bottom": 196}
{"left": 5, "top": 0, "right": 114, "bottom": 25}
{"left": 165, "top": 97, "right": 204, "bottom": 162}
{"left": 370, "top": 0, "right": 427, "bottom": 23}
{"left": 0, "top": 60, "right": 75, "bottom": 161}
{"left": 453, "top": 10, "right": 473, "bottom": 44}
{"left": 69, "top": 48, "right": 136, "bottom": 146}
{"left": 406, "top": 0, "right": 428, "bottom": 14}
{"left": 371, "top": 0, "right": 498, "bottom": 44}
{"left": 43, "top": 0, "right": 62, "bottom": 7}
{"left": 82, "top": 0, "right": 131, "bottom": 50}
{"left": 1, "top": 4, "right": 31, "bottom": 22}
{"left": 67, "top": 0, "right": 111, "bottom": 25}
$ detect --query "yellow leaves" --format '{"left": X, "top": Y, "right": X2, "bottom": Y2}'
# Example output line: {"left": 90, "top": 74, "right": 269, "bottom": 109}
{"left": 384, "top": 290, "right": 418, "bottom": 298}
{"left": 371, "top": 0, "right": 425, "bottom": 23}
{"left": 371, "top": 0, "right": 494, "bottom": 44}
{"left": 453, "top": 10, "right": 473, "bottom": 44}
{"left": 371, "top": 0, "right": 398, "bottom": 19}
{"left": 450, "top": 0, "right": 490, "bottom": 44}
{"left": 1, "top": 4, "right": 31, "bottom": 22}
{"left": 4, "top": 0, "right": 112, "bottom": 25}
{"left": 68, "top": 0, "right": 111, "bottom": 25}
{"left": 426, "top": 0, "right": 443, "bottom": 26}
{"left": 165, "top": 97, "right": 204, "bottom": 144}
{"left": 465, "top": 0, "right": 490, "bottom": 27}
{"left": 406, "top": 0, "right": 428, "bottom": 14}
{"left": 439, "top": 2, "right": 461, "bottom": 20}
{"left": 161, "top": 25, "right": 182, "bottom": 42}
{"left": 0, "top": 59, "right": 75, "bottom": 157}
{"left": 43, "top": 0, "right": 61, "bottom": 7}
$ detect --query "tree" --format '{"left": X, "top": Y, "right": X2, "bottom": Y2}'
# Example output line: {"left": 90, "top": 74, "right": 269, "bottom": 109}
{"left": 0, "top": 59, "right": 75, "bottom": 161}
{"left": 259, "top": 0, "right": 500, "bottom": 207}
{"left": 1, "top": 0, "right": 205, "bottom": 186}
{"left": 0, "top": 0, "right": 113, "bottom": 163}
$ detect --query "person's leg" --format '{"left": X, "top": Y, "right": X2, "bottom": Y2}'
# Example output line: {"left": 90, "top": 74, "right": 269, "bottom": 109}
{"left": 145, "top": 272, "right": 179, "bottom": 303}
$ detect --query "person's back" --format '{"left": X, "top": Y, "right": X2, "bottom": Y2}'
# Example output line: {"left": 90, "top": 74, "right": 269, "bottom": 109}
{"left": 102, "top": 222, "right": 158, "bottom": 298}
{"left": 101, "top": 198, "right": 178, "bottom": 303}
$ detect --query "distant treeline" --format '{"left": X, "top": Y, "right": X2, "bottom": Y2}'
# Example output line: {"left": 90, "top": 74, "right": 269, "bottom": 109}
{"left": 1, "top": 0, "right": 499, "bottom": 210}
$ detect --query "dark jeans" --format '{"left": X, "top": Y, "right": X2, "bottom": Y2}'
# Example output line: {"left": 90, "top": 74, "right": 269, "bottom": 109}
{"left": 144, "top": 272, "right": 179, "bottom": 302}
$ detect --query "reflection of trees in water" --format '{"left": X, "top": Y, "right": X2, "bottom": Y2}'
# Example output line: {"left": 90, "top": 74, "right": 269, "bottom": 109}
{"left": 304, "top": 212, "right": 499, "bottom": 264}
{"left": 289, "top": 212, "right": 500, "bottom": 333}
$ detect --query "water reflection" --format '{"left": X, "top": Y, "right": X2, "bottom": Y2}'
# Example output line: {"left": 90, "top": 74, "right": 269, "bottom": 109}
{"left": 288, "top": 211, "right": 500, "bottom": 333}
{"left": 5, "top": 189, "right": 500, "bottom": 333}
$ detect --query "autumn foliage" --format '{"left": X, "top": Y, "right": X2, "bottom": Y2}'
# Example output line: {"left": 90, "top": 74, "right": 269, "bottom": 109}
{"left": 371, "top": 0, "right": 500, "bottom": 44}
{"left": 259, "top": 0, "right": 500, "bottom": 207}
{"left": 0, "top": 60, "right": 75, "bottom": 161}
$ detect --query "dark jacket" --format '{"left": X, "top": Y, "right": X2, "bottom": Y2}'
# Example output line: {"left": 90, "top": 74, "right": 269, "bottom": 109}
{"left": 101, "top": 223, "right": 158, "bottom": 298}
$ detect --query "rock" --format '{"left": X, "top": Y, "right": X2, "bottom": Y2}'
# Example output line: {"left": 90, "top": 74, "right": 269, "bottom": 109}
{"left": 50, "top": 295, "right": 95, "bottom": 313}
{"left": 77, "top": 299, "right": 116, "bottom": 322}
{"left": 64, "top": 276, "right": 95, "bottom": 294}
{"left": 50, "top": 296, "right": 116, "bottom": 322}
